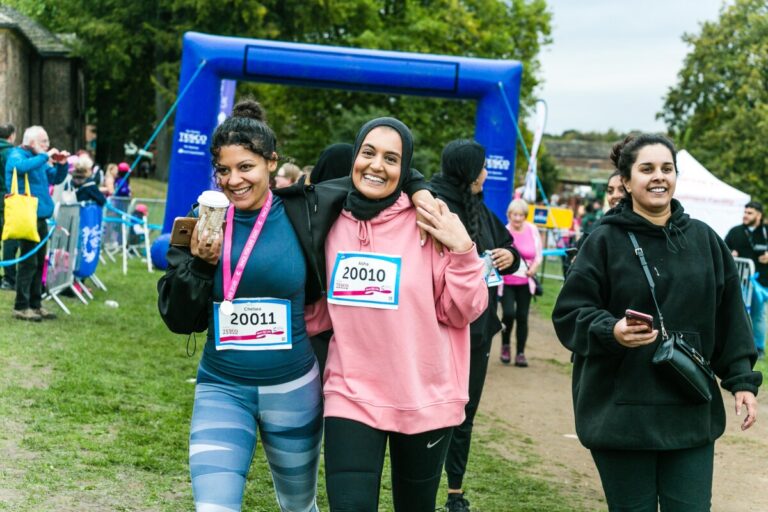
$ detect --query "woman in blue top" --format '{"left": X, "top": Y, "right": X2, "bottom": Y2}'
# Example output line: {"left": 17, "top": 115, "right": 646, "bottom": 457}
{"left": 159, "top": 100, "right": 323, "bottom": 512}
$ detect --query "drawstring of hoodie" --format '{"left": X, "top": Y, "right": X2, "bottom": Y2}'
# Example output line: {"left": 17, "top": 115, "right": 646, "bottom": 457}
{"left": 357, "top": 219, "right": 373, "bottom": 250}
{"left": 662, "top": 223, "right": 688, "bottom": 253}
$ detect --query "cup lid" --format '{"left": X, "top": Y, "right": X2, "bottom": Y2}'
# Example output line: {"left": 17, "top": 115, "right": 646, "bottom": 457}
{"left": 197, "top": 190, "right": 229, "bottom": 208}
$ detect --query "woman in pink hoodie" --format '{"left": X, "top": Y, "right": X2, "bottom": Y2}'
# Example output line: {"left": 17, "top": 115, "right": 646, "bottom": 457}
{"left": 307, "top": 117, "right": 488, "bottom": 511}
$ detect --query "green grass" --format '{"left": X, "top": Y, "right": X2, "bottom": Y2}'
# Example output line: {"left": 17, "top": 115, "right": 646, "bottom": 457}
{"left": 130, "top": 178, "right": 169, "bottom": 200}
{"left": 531, "top": 256, "right": 564, "bottom": 321}
{"left": 0, "top": 255, "right": 590, "bottom": 511}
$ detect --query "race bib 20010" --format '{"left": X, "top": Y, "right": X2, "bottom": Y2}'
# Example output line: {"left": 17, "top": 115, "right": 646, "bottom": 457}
{"left": 328, "top": 252, "right": 401, "bottom": 309}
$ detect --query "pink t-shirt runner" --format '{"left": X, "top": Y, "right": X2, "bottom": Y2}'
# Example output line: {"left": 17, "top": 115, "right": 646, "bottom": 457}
{"left": 503, "top": 222, "right": 542, "bottom": 288}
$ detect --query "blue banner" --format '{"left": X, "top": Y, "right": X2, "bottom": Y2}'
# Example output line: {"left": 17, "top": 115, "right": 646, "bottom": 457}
{"left": 74, "top": 203, "right": 103, "bottom": 279}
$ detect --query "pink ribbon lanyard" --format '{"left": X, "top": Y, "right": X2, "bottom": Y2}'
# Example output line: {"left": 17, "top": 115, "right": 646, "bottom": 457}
{"left": 222, "top": 190, "right": 273, "bottom": 302}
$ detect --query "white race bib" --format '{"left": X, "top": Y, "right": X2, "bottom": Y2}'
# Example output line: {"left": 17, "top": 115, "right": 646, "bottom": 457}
{"left": 328, "top": 252, "right": 401, "bottom": 309}
{"left": 482, "top": 251, "right": 503, "bottom": 287}
{"left": 213, "top": 298, "right": 291, "bottom": 351}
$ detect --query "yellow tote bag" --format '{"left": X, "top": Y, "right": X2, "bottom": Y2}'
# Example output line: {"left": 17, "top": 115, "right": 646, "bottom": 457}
{"left": 2, "top": 167, "right": 40, "bottom": 242}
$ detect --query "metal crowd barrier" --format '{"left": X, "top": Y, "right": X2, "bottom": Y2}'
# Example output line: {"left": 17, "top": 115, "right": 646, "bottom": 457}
{"left": 100, "top": 196, "right": 165, "bottom": 274}
{"left": 734, "top": 256, "right": 755, "bottom": 313}
{"left": 45, "top": 203, "right": 83, "bottom": 314}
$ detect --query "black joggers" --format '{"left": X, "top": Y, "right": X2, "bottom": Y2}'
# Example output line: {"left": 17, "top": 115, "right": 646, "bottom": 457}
{"left": 15, "top": 218, "right": 47, "bottom": 310}
{"left": 444, "top": 331, "right": 492, "bottom": 490}
{"left": 500, "top": 283, "right": 532, "bottom": 354}
{"left": 324, "top": 417, "right": 452, "bottom": 512}
{"left": 591, "top": 442, "right": 714, "bottom": 511}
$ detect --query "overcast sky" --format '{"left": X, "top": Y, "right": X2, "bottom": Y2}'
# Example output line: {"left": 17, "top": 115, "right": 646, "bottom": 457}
{"left": 538, "top": 0, "right": 727, "bottom": 135}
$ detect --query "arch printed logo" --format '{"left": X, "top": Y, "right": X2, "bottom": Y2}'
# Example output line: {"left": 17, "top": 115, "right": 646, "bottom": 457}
{"left": 485, "top": 153, "right": 512, "bottom": 182}
{"left": 176, "top": 128, "right": 208, "bottom": 157}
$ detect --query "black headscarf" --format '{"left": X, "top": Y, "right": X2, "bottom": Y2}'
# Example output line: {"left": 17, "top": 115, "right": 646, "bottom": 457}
{"left": 309, "top": 143, "right": 354, "bottom": 184}
{"left": 440, "top": 139, "right": 485, "bottom": 187}
{"left": 343, "top": 117, "right": 414, "bottom": 220}
{"left": 430, "top": 139, "right": 486, "bottom": 248}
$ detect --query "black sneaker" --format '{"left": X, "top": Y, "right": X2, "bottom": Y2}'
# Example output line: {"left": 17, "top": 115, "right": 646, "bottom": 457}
{"left": 0, "top": 279, "right": 14, "bottom": 291}
{"left": 445, "top": 493, "right": 471, "bottom": 512}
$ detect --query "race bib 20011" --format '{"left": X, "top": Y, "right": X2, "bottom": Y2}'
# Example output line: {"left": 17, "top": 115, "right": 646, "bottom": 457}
{"left": 213, "top": 298, "right": 291, "bottom": 351}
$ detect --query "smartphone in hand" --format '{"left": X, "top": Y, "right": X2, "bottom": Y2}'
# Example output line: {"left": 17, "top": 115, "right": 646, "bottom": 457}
{"left": 170, "top": 217, "right": 198, "bottom": 247}
{"left": 625, "top": 309, "right": 653, "bottom": 332}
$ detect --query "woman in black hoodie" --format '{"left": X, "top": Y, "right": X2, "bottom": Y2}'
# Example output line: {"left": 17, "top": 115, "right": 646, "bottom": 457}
{"left": 553, "top": 134, "right": 761, "bottom": 511}
{"left": 430, "top": 139, "right": 520, "bottom": 512}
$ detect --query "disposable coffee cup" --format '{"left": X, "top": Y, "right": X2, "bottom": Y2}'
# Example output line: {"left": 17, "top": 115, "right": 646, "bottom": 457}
{"left": 197, "top": 190, "right": 230, "bottom": 243}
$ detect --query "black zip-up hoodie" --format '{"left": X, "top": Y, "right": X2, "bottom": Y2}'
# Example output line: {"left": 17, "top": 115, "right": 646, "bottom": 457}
{"left": 553, "top": 199, "right": 761, "bottom": 450}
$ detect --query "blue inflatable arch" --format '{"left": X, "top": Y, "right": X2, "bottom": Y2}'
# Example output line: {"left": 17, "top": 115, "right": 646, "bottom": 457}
{"left": 163, "top": 31, "right": 523, "bottom": 231}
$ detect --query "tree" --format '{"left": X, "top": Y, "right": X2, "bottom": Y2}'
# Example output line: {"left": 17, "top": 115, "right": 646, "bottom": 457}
{"left": 7, "top": 0, "right": 551, "bottom": 181}
{"left": 660, "top": 0, "right": 768, "bottom": 201}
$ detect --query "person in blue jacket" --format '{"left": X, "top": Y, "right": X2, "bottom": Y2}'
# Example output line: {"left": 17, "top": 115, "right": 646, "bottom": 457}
{"left": 4, "top": 126, "right": 69, "bottom": 321}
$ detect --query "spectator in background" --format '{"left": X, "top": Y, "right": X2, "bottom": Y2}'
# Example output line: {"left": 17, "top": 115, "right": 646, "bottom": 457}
{"left": 114, "top": 161, "right": 131, "bottom": 198}
{"left": 0, "top": 123, "right": 18, "bottom": 291}
{"left": 725, "top": 201, "right": 768, "bottom": 359}
{"left": 101, "top": 163, "right": 118, "bottom": 197}
{"left": 605, "top": 171, "right": 627, "bottom": 210}
{"left": 580, "top": 198, "right": 604, "bottom": 237}
{"left": 274, "top": 162, "right": 301, "bottom": 188}
{"left": 4, "top": 126, "right": 69, "bottom": 321}
{"left": 70, "top": 154, "right": 107, "bottom": 206}
{"left": 500, "top": 199, "right": 542, "bottom": 367}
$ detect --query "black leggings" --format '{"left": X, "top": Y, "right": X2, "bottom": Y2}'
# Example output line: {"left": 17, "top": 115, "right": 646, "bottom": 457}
{"left": 324, "top": 417, "right": 452, "bottom": 512}
{"left": 444, "top": 331, "right": 491, "bottom": 490}
{"left": 591, "top": 443, "right": 714, "bottom": 511}
{"left": 500, "top": 284, "right": 532, "bottom": 354}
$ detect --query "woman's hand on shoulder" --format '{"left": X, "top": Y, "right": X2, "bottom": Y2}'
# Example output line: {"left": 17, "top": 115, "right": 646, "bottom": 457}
{"left": 735, "top": 391, "right": 758, "bottom": 431}
{"left": 190, "top": 223, "right": 222, "bottom": 265}
{"left": 413, "top": 190, "right": 443, "bottom": 253}
{"left": 612, "top": 317, "right": 658, "bottom": 348}
{"left": 416, "top": 199, "right": 473, "bottom": 253}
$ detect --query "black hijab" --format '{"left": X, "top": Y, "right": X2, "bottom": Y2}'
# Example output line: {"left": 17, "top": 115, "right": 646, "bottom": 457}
{"left": 343, "top": 117, "right": 414, "bottom": 220}
{"left": 310, "top": 143, "right": 354, "bottom": 184}
{"left": 429, "top": 139, "right": 487, "bottom": 251}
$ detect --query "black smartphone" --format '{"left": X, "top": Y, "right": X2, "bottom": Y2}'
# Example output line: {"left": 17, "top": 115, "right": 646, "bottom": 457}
{"left": 170, "top": 217, "right": 197, "bottom": 247}
{"left": 625, "top": 309, "right": 653, "bottom": 332}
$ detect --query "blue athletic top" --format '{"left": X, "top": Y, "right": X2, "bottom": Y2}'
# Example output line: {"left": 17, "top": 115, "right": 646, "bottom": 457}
{"left": 200, "top": 196, "right": 315, "bottom": 386}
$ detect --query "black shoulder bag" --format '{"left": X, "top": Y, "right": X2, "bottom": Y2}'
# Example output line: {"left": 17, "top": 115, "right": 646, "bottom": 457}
{"left": 628, "top": 232, "right": 716, "bottom": 404}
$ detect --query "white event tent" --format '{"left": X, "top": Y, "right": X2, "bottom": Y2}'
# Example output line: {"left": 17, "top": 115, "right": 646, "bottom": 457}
{"left": 673, "top": 150, "right": 749, "bottom": 238}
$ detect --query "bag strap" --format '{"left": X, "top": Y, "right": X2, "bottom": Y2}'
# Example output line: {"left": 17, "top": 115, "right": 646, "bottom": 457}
{"left": 9, "top": 167, "right": 18, "bottom": 195}
{"left": 628, "top": 231, "right": 669, "bottom": 339}
{"left": 23, "top": 173, "right": 30, "bottom": 197}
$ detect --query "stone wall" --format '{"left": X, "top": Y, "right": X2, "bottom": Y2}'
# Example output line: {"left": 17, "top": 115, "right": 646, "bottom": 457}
{"left": 0, "top": 28, "right": 31, "bottom": 133}
{"left": 42, "top": 58, "right": 83, "bottom": 150}
{"left": 0, "top": 28, "right": 83, "bottom": 151}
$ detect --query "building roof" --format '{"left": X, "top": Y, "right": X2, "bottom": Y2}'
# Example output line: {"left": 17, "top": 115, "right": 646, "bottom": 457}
{"left": 0, "top": 5, "right": 71, "bottom": 57}
{"left": 544, "top": 139, "right": 614, "bottom": 160}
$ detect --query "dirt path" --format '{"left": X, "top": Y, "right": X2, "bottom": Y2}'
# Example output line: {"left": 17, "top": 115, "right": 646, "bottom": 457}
{"left": 477, "top": 310, "right": 768, "bottom": 511}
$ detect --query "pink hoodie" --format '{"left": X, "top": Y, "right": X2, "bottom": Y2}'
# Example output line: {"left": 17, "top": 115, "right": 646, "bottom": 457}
{"left": 306, "top": 193, "right": 488, "bottom": 434}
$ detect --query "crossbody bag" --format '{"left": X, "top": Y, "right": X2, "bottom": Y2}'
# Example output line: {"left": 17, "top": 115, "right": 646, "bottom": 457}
{"left": 628, "top": 231, "right": 716, "bottom": 404}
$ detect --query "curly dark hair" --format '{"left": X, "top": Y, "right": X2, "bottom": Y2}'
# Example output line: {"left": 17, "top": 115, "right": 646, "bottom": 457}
{"left": 210, "top": 99, "right": 277, "bottom": 167}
